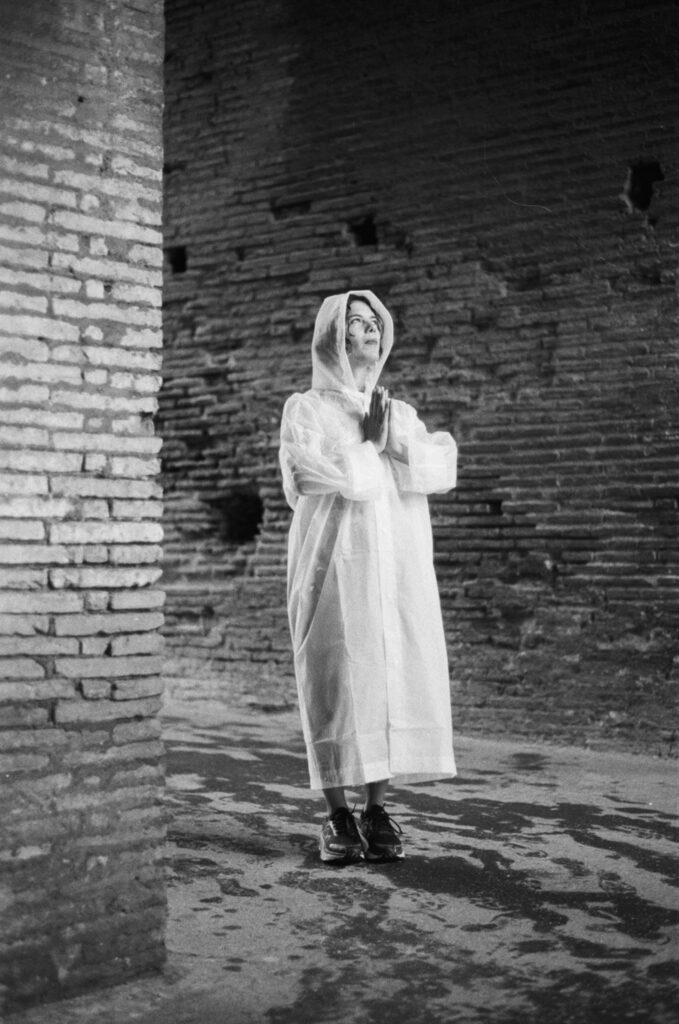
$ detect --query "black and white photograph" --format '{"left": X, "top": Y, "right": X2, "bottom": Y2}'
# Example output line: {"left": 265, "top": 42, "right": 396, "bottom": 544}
{"left": 1, "top": 2, "right": 677, "bottom": 1022}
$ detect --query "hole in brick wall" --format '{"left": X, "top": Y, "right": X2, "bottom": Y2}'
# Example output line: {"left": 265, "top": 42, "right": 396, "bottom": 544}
{"left": 290, "top": 323, "right": 307, "bottom": 344}
{"left": 471, "top": 310, "right": 496, "bottom": 332}
{"left": 140, "top": 410, "right": 155, "bottom": 434}
{"left": 381, "top": 222, "right": 413, "bottom": 255}
{"left": 536, "top": 333, "right": 557, "bottom": 381}
{"left": 166, "top": 245, "right": 187, "bottom": 274}
{"left": 182, "top": 428, "right": 210, "bottom": 454}
{"left": 208, "top": 488, "right": 264, "bottom": 544}
{"left": 424, "top": 335, "right": 438, "bottom": 360}
{"left": 348, "top": 214, "right": 378, "bottom": 247}
{"left": 271, "top": 197, "right": 311, "bottom": 220}
{"left": 488, "top": 499, "right": 503, "bottom": 516}
{"left": 621, "top": 160, "right": 664, "bottom": 213}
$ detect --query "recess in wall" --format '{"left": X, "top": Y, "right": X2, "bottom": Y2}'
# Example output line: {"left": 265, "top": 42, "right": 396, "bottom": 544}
{"left": 620, "top": 160, "right": 664, "bottom": 214}
{"left": 348, "top": 214, "right": 378, "bottom": 247}
{"left": 166, "top": 245, "right": 187, "bottom": 274}
{"left": 208, "top": 488, "right": 264, "bottom": 544}
{"left": 271, "top": 197, "right": 311, "bottom": 220}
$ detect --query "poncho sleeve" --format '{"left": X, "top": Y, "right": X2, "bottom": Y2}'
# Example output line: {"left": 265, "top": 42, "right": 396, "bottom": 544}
{"left": 279, "top": 393, "right": 384, "bottom": 509}
{"left": 387, "top": 399, "right": 457, "bottom": 494}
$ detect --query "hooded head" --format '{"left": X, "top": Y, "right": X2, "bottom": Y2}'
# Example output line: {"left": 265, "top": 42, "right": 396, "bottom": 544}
{"left": 310, "top": 290, "right": 393, "bottom": 393}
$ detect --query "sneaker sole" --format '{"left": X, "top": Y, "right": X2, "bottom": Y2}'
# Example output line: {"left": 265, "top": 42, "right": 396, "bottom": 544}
{"left": 364, "top": 846, "right": 404, "bottom": 861}
{"left": 319, "top": 845, "right": 363, "bottom": 864}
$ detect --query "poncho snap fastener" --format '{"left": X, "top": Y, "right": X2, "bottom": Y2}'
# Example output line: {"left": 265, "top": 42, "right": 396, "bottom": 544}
{"left": 279, "top": 290, "right": 457, "bottom": 791}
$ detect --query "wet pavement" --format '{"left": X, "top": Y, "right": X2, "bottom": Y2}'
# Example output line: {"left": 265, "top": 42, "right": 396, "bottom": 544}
{"left": 9, "top": 685, "right": 679, "bottom": 1024}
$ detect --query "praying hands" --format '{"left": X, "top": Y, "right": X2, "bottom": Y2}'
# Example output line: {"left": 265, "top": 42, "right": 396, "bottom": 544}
{"left": 363, "top": 385, "right": 390, "bottom": 453}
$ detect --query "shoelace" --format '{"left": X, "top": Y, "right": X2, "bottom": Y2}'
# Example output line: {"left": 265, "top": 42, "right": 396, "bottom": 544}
{"left": 328, "top": 807, "right": 357, "bottom": 836}
{"left": 363, "top": 805, "right": 403, "bottom": 835}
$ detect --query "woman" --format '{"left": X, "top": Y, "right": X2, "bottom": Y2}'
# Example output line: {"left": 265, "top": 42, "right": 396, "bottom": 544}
{"left": 279, "top": 290, "right": 457, "bottom": 863}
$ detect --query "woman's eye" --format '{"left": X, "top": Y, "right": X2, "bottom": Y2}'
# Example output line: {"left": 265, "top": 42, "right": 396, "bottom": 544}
{"left": 348, "top": 316, "right": 380, "bottom": 333}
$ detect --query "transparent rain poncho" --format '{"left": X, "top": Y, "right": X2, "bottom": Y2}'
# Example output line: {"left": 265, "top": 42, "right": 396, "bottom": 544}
{"left": 279, "top": 291, "right": 457, "bottom": 791}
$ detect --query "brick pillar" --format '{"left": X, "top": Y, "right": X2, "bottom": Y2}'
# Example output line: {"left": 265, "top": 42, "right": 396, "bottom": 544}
{"left": 0, "top": 0, "right": 166, "bottom": 1009}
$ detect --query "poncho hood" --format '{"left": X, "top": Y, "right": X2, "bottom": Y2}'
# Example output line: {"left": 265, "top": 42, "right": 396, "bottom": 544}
{"left": 311, "top": 290, "right": 394, "bottom": 393}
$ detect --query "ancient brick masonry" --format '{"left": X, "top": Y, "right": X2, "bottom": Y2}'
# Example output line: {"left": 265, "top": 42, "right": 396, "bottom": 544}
{"left": 162, "top": 0, "right": 679, "bottom": 750}
{"left": 0, "top": 0, "right": 165, "bottom": 1010}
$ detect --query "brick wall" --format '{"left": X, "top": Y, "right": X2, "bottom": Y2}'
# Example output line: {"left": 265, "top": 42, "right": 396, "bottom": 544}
{"left": 0, "top": 0, "right": 165, "bottom": 1010}
{"left": 162, "top": 0, "right": 678, "bottom": 751}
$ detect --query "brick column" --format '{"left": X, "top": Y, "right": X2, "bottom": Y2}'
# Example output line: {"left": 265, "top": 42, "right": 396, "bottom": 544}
{"left": 0, "top": 0, "right": 166, "bottom": 1009}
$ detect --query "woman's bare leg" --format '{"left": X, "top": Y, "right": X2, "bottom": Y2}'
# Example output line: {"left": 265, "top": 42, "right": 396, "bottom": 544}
{"left": 364, "top": 779, "right": 389, "bottom": 811}
{"left": 323, "top": 787, "right": 348, "bottom": 813}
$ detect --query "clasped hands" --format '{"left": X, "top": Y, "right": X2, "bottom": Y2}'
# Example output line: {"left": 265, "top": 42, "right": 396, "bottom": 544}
{"left": 362, "top": 385, "right": 391, "bottom": 453}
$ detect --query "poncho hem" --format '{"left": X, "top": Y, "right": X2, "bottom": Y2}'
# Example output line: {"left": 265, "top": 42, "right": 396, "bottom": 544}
{"left": 307, "top": 759, "right": 458, "bottom": 792}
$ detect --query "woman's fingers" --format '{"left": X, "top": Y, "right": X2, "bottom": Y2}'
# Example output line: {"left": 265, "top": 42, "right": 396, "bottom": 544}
{"left": 367, "top": 388, "right": 389, "bottom": 436}
{"left": 363, "top": 388, "right": 390, "bottom": 451}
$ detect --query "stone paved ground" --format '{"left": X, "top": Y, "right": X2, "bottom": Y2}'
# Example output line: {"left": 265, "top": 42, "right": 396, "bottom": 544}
{"left": 9, "top": 678, "right": 679, "bottom": 1024}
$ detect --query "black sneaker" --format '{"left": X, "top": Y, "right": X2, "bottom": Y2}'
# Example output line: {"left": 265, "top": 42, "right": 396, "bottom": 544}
{"left": 359, "top": 804, "right": 404, "bottom": 861}
{"left": 319, "top": 807, "right": 365, "bottom": 863}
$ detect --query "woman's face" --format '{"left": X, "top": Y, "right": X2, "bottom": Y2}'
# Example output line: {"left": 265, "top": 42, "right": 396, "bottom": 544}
{"left": 345, "top": 299, "right": 382, "bottom": 367}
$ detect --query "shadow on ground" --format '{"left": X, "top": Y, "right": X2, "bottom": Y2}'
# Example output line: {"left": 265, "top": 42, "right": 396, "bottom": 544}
{"left": 9, "top": 692, "right": 679, "bottom": 1024}
{"left": 161, "top": 708, "right": 678, "bottom": 1024}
